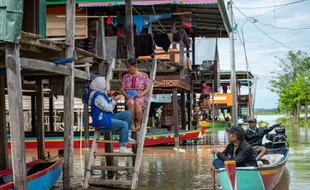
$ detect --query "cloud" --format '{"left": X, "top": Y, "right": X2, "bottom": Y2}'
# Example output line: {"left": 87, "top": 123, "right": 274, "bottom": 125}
{"left": 215, "top": 0, "right": 310, "bottom": 109}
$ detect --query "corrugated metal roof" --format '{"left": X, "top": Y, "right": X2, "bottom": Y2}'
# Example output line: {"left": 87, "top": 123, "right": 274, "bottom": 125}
{"left": 0, "top": 0, "right": 23, "bottom": 42}
{"left": 79, "top": 0, "right": 218, "bottom": 7}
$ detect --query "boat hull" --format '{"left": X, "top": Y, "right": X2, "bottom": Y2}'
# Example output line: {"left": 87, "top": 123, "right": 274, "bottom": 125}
{"left": 0, "top": 158, "right": 63, "bottom": 190}
{"left": 7, "top": 130, "right": 200, "bottom": 149}
{"left": 216, "top": 151, "right": 288, "bottom": 190}
{"left": 205, "top": 121, "right": 230, "bottom": 129}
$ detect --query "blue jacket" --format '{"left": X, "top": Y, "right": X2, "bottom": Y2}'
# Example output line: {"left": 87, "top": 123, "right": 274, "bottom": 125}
{"left": 90, "top": 92, "right": 113, "bottom": 128}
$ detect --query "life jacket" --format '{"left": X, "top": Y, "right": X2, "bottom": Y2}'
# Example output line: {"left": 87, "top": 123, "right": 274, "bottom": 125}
{"left": 90, "top": 91, "right": 113, "bottom": 128}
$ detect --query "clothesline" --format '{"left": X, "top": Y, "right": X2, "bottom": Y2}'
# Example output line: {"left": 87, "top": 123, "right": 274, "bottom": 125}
{"left": 56, "top": 12, "right": 192, "bottom": 18}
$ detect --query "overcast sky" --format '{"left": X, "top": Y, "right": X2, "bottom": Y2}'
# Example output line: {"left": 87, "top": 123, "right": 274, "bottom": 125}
{"left": 215, "top": 0, "right": 310, "bottom": 109}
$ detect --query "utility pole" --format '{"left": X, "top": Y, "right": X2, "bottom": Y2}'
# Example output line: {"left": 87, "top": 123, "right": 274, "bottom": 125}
{"left": 228, "top": 0, "right": 238, "bottom": 126}
{"left": 241, "top": 27, "right": 252, "bottom": 117}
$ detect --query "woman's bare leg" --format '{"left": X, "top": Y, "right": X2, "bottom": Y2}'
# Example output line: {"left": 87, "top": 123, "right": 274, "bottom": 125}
{"left": 134, "top": 102, "right": 143, "bottom": 130}
{"left": 128, "top": 102, "right": 136, "bottom": 131}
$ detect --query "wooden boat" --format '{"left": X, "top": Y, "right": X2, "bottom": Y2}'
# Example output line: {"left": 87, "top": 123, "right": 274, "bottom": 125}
{"left": 0, "top": 157, "right": 63, "bottom": 190}
{"left": 214, "top": 148, "right": 289, "bottom": 190}
{"left": 7, "top": 130, "right": 201, "bottom": 149}
{"left": 201, "top": 120, "right": 230, "bottom": 129}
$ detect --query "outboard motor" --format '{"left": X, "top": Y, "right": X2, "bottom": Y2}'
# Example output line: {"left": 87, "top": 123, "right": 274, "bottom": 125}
{"left": 265, "top": 125, "right": 288, "bottom": 149}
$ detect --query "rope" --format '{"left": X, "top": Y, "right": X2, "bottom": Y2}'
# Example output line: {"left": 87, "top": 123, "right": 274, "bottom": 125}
{"left": 85, "top": 169, "right": 95, "bottom": 176}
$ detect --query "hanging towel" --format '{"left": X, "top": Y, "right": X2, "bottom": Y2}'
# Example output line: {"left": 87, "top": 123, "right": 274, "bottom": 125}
{"left": 134, "top": 34, "right": 154, "bottom": 58}
{"left": 153, "top": 33, "right": 171, "bottom": 52}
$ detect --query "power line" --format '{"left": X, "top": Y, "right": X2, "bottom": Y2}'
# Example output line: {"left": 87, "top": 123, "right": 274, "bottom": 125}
{"left": 257, "top": 21, "right": 310, "bottom": 31}
{"left": 233, "top": 3, "right": 295, "bottom": 50}
{"left": 234, "top": 0, "right": 308, "bottom": 9}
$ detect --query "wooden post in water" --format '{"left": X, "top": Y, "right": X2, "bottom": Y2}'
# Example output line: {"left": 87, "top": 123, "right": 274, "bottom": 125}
{"left": 31, "top": 93, "right": 36, "bottom": 137}
{"left": 125, "top": 0, "right": 134, "bottom": 58}
{"left": 63, "top": 0, "right": 76, "bottom": 189}
{"left": 5, "top": 43, "right": 27, "bottom": 189}
{"left": 83, "top": 63, "right": 90, "bottom": 149}
{"left": 0, "top": 76, "right": 8, "bottom": 170}
{"left": 187, "top": 92, "right": 192, "bottom": 130}
{"left": 49, "top": 93, "right": 54, "bottom": 132}
{"left": 181, "top": 90, "right": 186, "bottom": 130}
{"left": 173, "top": 88, "right": 179, "bottom": 148}
{"left": 36, "top": 78, "right": 45, "bottom": 159}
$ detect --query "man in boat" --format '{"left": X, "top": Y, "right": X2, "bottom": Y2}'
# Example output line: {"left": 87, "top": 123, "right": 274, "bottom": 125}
{"left": 89, "top": 76, "right": 136, "bottom": 153}
{"left": 211, "top": 126, "right": 257, "bottom": 169}
{"left": 245, "top": 117, "right": 278, "bottom": 160}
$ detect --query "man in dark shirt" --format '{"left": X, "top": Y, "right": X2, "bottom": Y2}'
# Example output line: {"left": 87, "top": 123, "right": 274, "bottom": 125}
{"left": 211, "top": 126, "right": 257, "bottom": 169}
{"left": 245, "top": 117, "right": 278, "bottom": 160}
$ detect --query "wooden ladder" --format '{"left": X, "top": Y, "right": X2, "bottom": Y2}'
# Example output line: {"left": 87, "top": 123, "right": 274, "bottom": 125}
{"left": 83, "top": 59, "right": 157, "bottom": 189}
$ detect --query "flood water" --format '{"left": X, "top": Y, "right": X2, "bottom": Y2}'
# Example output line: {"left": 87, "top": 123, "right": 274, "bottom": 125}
{"left": 49, "top": 115, "right": 309, "bottom": 189}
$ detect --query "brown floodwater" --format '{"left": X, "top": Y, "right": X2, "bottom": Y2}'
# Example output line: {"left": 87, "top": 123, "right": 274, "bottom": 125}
{"left": 38, "top": 115, "right": 310, "bottom": 189}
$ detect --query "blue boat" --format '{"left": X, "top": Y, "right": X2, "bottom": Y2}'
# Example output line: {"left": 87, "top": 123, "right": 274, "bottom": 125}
{"left": 0, "top": 157, "right": 63, "bottom": 190}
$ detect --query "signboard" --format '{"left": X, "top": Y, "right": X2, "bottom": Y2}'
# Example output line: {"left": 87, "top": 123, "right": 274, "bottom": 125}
{"left": 152, "top": 94, "right": 172, "bottom": 103}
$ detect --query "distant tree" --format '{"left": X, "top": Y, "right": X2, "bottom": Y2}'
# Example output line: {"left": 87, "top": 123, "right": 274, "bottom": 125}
{"left": 270, "top": 51, "right": 310, "bottom": 122}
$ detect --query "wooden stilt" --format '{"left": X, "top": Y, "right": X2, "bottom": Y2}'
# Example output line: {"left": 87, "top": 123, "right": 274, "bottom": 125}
{"left": 5, "top": 42, "right": 27, "bottom": 189}
{"left": 173, "top": 88, "right": 179, "bottom": 148}
{"left": 83, "top": 62, "right": 90, "bottom": 149}
{"left": 187, "top": 92, "right": 192, "bottom": 130}
{"left": 36, "top": 78, "right": 45, "bottom": 160}
{"left": 96, "top": 17, "right": 107, "bottom": 75}
{"left": 181, "top": 90, "right": 186, "bottom": 130}
{"left": 125, "top": 0, "right": 135, "bottom": 58}
{"left": 0, "top": 76, "right": 8, "bottom": 170}
{"left": 63, "top": 0, "right": 76, "bottom": 189}
{"left": 49, "top": 93, "right": 54, "bottom": 132}
{"left": 31, "top": 93, "right": 36, "bottom": 137}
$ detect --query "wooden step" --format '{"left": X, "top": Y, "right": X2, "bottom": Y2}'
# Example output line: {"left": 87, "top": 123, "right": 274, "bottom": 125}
{"left": 88, "top": 178, "right": 131, "bottom": 188}
{"left": 97, "top": 140, "right": 138, "bottom": 144}
{"left": 92, "top": 165, "right": 134, "bottom": 171}
{"left": 94, "top": 153, "right": 136, "bottom": 157}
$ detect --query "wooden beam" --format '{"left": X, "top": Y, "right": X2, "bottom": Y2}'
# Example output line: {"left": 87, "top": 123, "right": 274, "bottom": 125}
{"left": 0, "top": 76, "right": 8, "bottom": 170}
{"left": 5, "top": 43, "right": 27, "bottom": 189}
{"left": 125, "top": 0, "right": 134, "bottom": 58}
{"left": 36, "top": 79, "right": 45, "bottom": 160}
{"left": 63, "top": 0, "right": 76, "bottom": 189}
{"left": 179, "top": 40, "right": 185, "bottom": 79}
{"left": 172, "top": 88, "right": 179, "bottom": 149}
{"left": 20, "top": 58, "right": 70, "bottom": 75}
{"left": 20, "top": 58, "right": 89, "bottom": 80}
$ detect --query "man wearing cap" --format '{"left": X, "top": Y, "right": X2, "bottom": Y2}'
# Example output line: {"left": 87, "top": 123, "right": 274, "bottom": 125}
{"left": 211, "top": 126, "right": 257, "bottom": 169}
{"left": 245, "top": 117, "right": 278, "bottom": 160}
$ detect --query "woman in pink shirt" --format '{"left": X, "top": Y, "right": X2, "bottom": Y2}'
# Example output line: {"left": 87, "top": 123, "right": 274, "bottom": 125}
{"left": 121, "top": 58, "right": 151, "bottom": 131}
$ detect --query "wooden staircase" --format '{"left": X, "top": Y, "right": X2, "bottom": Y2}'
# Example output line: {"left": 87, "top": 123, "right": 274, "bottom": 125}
{"left": 83, "top": 59, "right": 158, "bottom": 189}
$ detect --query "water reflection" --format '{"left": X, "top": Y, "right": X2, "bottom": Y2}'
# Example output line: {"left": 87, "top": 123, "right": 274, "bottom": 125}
{"left": 51, "top": 115, "right": 310, "bottom": 189}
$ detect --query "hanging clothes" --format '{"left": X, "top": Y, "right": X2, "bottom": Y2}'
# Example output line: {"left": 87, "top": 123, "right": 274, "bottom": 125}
{"left": 173, "top": 28, "right": 191, "bottom": 47}
{"left": 117, "top": 15, "right": 145, "bottom": 35}
{"left": 153, "top": 33, "right": 171, "bottom": 52}
{"left": 134, "top": 34, "right": 154, "bottom": 58}
{"left": 181, "top": 14, "right": 192, "bottom": 29}
{"left": 107, "top": 16, "right": 113, "bottom": 25}
{"left": 144, "top": 14, "right": 172, "bottom": 34}
{"left": 117, "top": 14, "right": 172, "bottom": 35}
